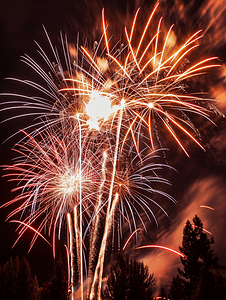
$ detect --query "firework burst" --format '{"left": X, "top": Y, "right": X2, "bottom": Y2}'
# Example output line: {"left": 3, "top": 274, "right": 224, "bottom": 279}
{"left": 0, "top": 2, "right": 219, "bottom": 300}
{"left": 2, "top": 127, "right": 101, "bottom": 248}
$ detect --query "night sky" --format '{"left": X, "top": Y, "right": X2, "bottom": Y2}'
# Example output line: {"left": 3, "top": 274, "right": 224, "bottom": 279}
{"left": 1, "top": 0, "right": 226, "bottom": 295}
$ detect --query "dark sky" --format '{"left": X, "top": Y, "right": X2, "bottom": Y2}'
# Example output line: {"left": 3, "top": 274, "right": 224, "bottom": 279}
{"left": 1, "top": 0, "right": 226, "bottom": 295}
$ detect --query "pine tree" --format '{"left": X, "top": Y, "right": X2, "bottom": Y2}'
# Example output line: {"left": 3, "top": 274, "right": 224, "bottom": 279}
{"left": 178, "top": 215, "right": 220, "bottom": 298}
{"left": 49, "top": 260, "right": 68, "bottom": 300}
{"left": 103, "top": 254, "right": 127, "bottom": 300}
{"left": 170, "top": 215, "right": 226, "bottom": 300}
{"left": 0, "top": 256, "right": 40, "bottom": 300}
{"left": 103, "top": 254, "right": 154, "bottom": 300}
{"left": 18, "top": 256, "right": 40, "bottom": 300}
{"left": 170, "top": 274, "right": 185, "bottom": 300}
{"left": 0, "top": 257, "right": 18, "bottom": 300}
{"left": 159, "top": 287, "right": 167, "bottom": 299}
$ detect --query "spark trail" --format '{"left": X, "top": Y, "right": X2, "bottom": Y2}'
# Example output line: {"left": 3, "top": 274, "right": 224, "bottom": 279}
{"left": 136, "top": 245, "right": 185, "bottom": 258}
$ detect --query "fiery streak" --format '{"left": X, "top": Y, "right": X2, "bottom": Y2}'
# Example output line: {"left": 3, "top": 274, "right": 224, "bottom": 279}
{"left": 102, "top": 8, "right": 109, "bottom": 55}
{"left": 90, "top": 193, "right": 119, "bottom": 300}
{"left": 200, "top": 205, "right": 215, "bottom": 210}
{"left": 136, "top": 245, "right": 185, "bottom": 257}
{"left": 67, "top": 213, "right": 74, "bottom": 300}
{"left": 64, "top": 244, "right": 71, "bottom": 296}
{"left": 122, "top": 228, "right": 142, "bottom": 251}
{"left": 136, "top": 2, "right": 160, "bottom": 57}
{"left": 9, "top": 220, "right": 51, "bottom": 248}
{"left": 90, "top": 102, "right": 124, "bottom": 300}
{"left": 87, "top": 150, "right": 107, "bottom": 296}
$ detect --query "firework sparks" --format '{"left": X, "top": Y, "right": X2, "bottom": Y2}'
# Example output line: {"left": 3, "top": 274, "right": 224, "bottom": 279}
{"left": 2, "top": 127, "right": 103, "bottom": 256}
{"left": 0, "top": 2, "right": 219, "bottom": 299}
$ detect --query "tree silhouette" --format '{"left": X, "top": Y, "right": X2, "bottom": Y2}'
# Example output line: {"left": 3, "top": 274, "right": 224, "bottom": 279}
{"left": 103, "top": 254, "right": 154, "bottom": 300}
{"left": 0, "top": 256, "right": 40, "bottom": 300}
{"left": 170, "top": 275, "right": 185, "bottom": 300}
{"left": 159, "top": 287, "right": 167, "bottom": 299}
{"left": 40, "top": 282, "right": 51, "bottom": 300}
{"left": 49, "top": 260, "right": 68, "bottom": 300}
{"left": 170, "top": 215, "right": 226, "bottom": 300}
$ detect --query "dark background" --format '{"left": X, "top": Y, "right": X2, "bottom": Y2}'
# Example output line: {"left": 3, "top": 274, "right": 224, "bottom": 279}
{"left": 1, "top": 0, "right": 226, "bottom": 294}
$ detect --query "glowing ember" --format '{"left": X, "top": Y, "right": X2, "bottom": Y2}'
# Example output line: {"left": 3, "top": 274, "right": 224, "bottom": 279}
{"left": 86, "top": 91, "right": 112, "bottom": 129}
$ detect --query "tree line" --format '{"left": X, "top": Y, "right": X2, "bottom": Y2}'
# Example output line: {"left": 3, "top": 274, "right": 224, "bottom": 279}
{"left": 103, "top": 215, "right": 226, "bottom": 300}
{"left": 1, "top": 215, "right": 226, "bottom": 299}
{"left": 0, "top": 257, "right": 67, "bottom": 300}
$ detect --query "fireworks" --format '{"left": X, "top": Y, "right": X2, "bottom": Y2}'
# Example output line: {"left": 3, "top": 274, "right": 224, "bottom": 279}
{"left": 0, "top": 2, "right": 219, "bottom": 299}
